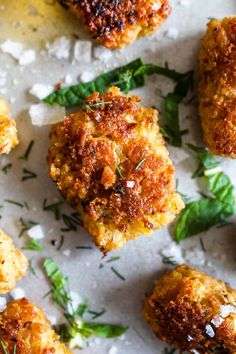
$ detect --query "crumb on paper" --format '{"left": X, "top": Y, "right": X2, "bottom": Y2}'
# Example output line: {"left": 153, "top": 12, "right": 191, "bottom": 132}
{"left": 29, "top": 83, "right": 54, "bottom": 100}
{"left": 29, "top": 103, "right": 66, "bottom": 126}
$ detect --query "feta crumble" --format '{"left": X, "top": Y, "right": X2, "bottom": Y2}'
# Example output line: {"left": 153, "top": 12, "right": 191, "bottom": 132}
{"left": 62, "top": 249, "right": 71, "bottom": 257}
{"left": 93, "top": 45, "right": 113, "bottom": 62}
{"left": 74, "top": 40, "right": 92, "bottom": 62}
{"left": 126, "top": 181, "right": 135, "bottom": 188}
{"left": 80, "top": 71, "right": 96, "bottom": 83}
{"left": 0, "top": 40, "right": 23, "bottom": 59}
{"left": 19, "top": 49, "right": 36, "bottom": 65}
{"left": 220, "top": 304, "right": 236, "bottom": 318}
{"left": 10, "top": 287, "right": 26, "bottom": 300}
{"left": 29, "top": 83, "right": 54, "bottom": 100}
{"left": 27, "top": 224, "right": 45, "bottom": 240}
{"left": 205, "top": 324, "right": 215, "bottom": 338}
{"left": 29, "top": 103, "right": 66, "bottom": 126}
{"left": 46, "top": 36, "right": 71, "bottom": 60}
{"left": 109, "top": 346, "right": 118, "bottom": 354}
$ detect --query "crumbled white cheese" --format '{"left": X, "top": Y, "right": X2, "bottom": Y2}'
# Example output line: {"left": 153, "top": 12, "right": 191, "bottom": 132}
{"left": 0, "top": 40, "right": 23, "bottom": 59}
{"left": 211, "top": 315, "right": 224, "bottom": 328}
{"left": 165, "top": 28, "right": 179, "bottom": 40}
{"left": 205, "top": 324, "right": 215, "bottom": 338}
{"left": 19, "top": 49, "right": 36, "bottom": 65}
{"left": 74, "top": 40, "right": 92, "bottom": 62}
{"left": 29, "top": 103, "right": 66, "bottom": 126}
{"left": 93, "top": 45, "right": 113, "bottom": 62}
{"left": 29, "top": 83, "right": 54, "bottom": 100}
{"left": 65, "top": 74, "right": 73, "bottom": 85}
{"left": 10, "top": 287, "right": 26, "bottom": 300}
{"left": 0, "top": 297, "right": 7, "bottom": 312}
{"left": 187, "top": 334, "right": 193, "bottom": 341}
{"left": 27, "top": 224, "right": 45, "bottom": 240}
{"left": 109, "top": 346, "right": 118, "bottom": 354}
{"left": 46, "top": 36, "right": 71, "bottom": 59}
{"left": 220, "top": 304, "right": 236, "bottom": 318}
{"left": 126, "top": 180, "right": 135, "bottom": 188}
{"left": 62, "top": 249, "right": 71, "bottom": 257}
{"left": 80, "top": 71, "right": 96, "bottom": 83}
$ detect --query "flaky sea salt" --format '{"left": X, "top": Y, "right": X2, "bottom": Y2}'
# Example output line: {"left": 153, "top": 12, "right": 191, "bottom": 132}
{"left": 220, "top": 304, "right": 236, "bottom": 318}
{"left": 29, "top": 103, "right": 65, "bottom": 126}
{"left": 46, "top": 36, "right": 71, "bottom": 59}
{"left": 29, "top": 83, "right": 54, "bottom": 100}
{"left": 10, "top": 287, "right": 26, "bottom": 300}
{"left": 211, "top": 315, "right": 224, "bottom": 328}
{"left": 74, "top": 40, "right": 92, "bottom": 62}
{"left": 205, "top": 324, "right": 215, "bottom": 338}
{"left": 126, "top": 181, "right": 135, "bottom": 188}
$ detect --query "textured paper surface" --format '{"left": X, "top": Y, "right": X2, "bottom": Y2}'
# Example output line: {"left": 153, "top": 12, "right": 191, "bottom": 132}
{"left": 0, "top": 0, "right": 236, "bottom": 353}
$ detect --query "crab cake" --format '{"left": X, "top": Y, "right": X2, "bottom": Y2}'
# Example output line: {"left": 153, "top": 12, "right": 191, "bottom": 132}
{"left": 0, "top": 298, "right": 72, "bottom": 354}
{"left": 143, "top": 264, "right": 236, "bottom": 353}
{"left": 0, "top": 98, "right": 18, "bottom": 154}
{"left": 0, "top": 229, "right": 28, "bottom": 294}
{"left": 58, "top": 0, "right": 171, "bottom": 48}
{"left": 199, "top": 17, "right": 236, "bottom": 158}
{"left": 48, "top": 87, "right": 184, "bottom": 253}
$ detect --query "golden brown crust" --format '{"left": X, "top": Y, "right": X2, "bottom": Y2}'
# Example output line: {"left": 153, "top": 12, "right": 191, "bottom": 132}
{"left": 0, "top": 229, "right": 28, "bottom": 294}
{"left": 48, "top": 87, "right": 184, "bottom": 253}
{"left": 58, "top": 0, "right": 171, "bottom": 48}
{"left": 199, "top": 17, "right": 236, "bottom": 158}
{"left": 0, "top": 98, "right": 18, "bottom": 154}
{"left": 143, "top": 264, "right": 236, "bottom": 353}
{"left": 0, "top": 298, "right": 72, "bottom": 354}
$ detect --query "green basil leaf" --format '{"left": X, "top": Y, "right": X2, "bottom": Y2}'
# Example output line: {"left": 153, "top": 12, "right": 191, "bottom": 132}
{"left": 83, "top": 322, "right": 128, "bottom": 338}
{"left": 174, "top": 198, "right": 231, "bottom": 242}
{"left": 43, "top": 58, "right": 145, "bottom": 107}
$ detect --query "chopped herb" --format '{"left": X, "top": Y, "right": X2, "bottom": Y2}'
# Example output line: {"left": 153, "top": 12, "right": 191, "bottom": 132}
{"left": 18, "top": 218, "right": 38, "bottom": 237}
{"left": 44, "top": 58, "right": 145, "bottom": 107}
{"left": 19, "top": 140, "right": 34, "bottom": 161}
{"left": 115, "top": 163, "right": 124, "bottom": 179}
{"left": 135, "top": 158, "right": 146, "bottom": 171}
{"left": 88, "top": 309, "right": 106, "bottom": 320}
{"left": 76, "top": 245, "right": 93, "bottom": 250}
{"left": 23, "top": 238, "right": 44, "bottom": 251}
{"left": 161, "top": 256, "right": 179, "bottom": 266}
{"left": 84, "top": 101, "right": 112, "bottom": 112}
{"left": 2, "top": 163, "right": 12, "bottom": 174}
{"left": 43, "top": 199, "right": 64, "bottom": 220}
{"left": 4, "top": 199, "right": 24, "bottom": 208}
{"left": 200, "top": 238, "right": 206, "bottom": 252}
{"left": 21, "top": 168, "right": 37, "bottom": 182}
{"left": 43, "top": 258, "right": 128, "bottom": 348}
{"left": 106, "top": 256, "right": 120, "bottom": 263}
{"left": 174, "top": 145, "right": 235, "bottom": 242}
{"left": 57, "top": 235, "right": 65, "bottom": 251}
{"left": 111, "top": 266, "right": 126, "bottom": 281}
{"left": 61, "top": 213, "right": 81, "bottom": 232}
{"left": 29, "top": 259, "right": 37, "bottom": 276}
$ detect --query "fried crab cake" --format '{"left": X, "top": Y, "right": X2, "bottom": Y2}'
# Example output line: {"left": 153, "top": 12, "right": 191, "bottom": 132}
{"left": 48, "top": 87, "right": 184, "bottom": 253}
{"left": 58, "top": 0, "right": 171, "bottom": 48}
{"left": 199, "top": 17, "right": 236, "bottom": 158}
{"left": 0, "top": 98, "right": 18, "bottom": 155}
{"left": 143, "top": 264, "right": 236, "bottom": 353}
{"left": 0, "top": 229, "right": 28, "bottom": 294}
{"left": 0, "top": 298, "right": 72, "bottom": 354}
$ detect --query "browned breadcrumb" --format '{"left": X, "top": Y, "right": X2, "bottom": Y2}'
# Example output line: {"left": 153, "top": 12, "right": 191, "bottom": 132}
{"left": 58, "top": 0, "right": 171, "bottom": 48}
{"left": 0, "top": 298, "right": 72, "bottom": 354}
{"left": 0, "top": 98, "right": 18, "bottom": 155}
{"left": 199, "top": 17, "right": 236, "bottom": 158}
{"left": 48, "top": 87, "right": 184, "bottom": 253}
{"left": 0, "top": 229, "right": 28, "bottom": 294}
{"left": 143, "top": 264, "right": 236, "bottom": 353}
